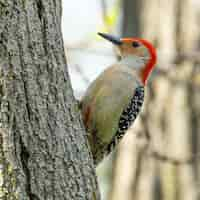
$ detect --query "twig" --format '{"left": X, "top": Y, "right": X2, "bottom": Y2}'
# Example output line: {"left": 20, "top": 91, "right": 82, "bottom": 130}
{"left": 73, "top": 64, "right": 90, "bottom": 85}
{"left": 148, "top": 149, "right": 195, "bottom": 165}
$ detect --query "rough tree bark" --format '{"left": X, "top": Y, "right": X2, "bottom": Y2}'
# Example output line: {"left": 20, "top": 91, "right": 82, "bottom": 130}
{"left": 0, "top": 0, "right": 99, "bottom": 199}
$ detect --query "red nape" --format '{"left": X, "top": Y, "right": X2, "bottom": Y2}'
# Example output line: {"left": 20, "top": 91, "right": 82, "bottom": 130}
{"left": 139, "top": 39, "right": 157, "bottom": 85}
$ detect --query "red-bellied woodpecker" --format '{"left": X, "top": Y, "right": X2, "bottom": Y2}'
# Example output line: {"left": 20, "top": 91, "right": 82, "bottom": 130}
{"left": 80, "top": 33, "right": 157, "bottom": 165}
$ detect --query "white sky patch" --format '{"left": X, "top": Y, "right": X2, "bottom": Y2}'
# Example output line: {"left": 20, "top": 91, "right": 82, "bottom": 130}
{"left": 62, "top": 0, "right": 102, "bottom": 43}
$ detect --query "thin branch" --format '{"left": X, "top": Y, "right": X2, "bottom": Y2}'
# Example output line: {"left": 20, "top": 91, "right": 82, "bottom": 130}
{"left": 148, "top": 149, "right": 195, "bottom": 165}
{"left": 66, "top": 46, "right": 115, "bottom": 57}
{"left": 72, "top": 64, "right": 90, "bottom": 85}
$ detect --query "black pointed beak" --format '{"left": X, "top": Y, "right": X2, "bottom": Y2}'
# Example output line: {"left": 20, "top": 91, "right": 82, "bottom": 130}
{"left": 98, "top": 32, "right": 122, "bottom": 45}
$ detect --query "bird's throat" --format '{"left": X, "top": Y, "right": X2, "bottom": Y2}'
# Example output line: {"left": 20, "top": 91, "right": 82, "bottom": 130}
{"left": 119, "top": 55, "right": 146, "bottom": 70}
{"left": 119, "top": 55, "right": 155, "bottom": 85}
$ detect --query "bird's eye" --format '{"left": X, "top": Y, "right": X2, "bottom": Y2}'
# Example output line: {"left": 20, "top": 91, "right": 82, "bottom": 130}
{"left": 132, "top": 41, "right": 140, "bottom": 48}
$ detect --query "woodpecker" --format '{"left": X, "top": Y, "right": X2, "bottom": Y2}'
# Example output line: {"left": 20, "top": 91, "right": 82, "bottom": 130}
{"left": 80, "top": 33, "right": 157, "bottom": 165}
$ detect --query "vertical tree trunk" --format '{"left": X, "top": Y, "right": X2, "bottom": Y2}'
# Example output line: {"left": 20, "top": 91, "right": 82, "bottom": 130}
{"left": 122, "top": 0, "right": 141, "bottom": 37}
{"left": 0, "top": 1, "right": 99, "bottom": 199}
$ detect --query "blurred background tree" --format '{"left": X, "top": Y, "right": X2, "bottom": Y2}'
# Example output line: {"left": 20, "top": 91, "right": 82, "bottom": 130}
{"left": 62, "top": 0, "right": 200, "bottom": 199}
{"left": 110, "top": 0, "right": 200, "bottom": 200}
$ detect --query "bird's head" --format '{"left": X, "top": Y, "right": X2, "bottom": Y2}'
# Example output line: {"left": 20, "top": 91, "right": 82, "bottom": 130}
{"left": 98, "top": 32, "right": 157, "bottom": 85}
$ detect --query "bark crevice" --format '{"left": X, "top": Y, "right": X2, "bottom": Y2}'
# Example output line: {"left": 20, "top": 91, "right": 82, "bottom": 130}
{"left": 0, "top": 1, "right": 99, "bottom": 199}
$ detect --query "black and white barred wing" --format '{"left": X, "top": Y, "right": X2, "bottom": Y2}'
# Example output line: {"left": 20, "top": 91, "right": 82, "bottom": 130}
{"left": 106, "top": 86, "right": 144, "bottom": 154}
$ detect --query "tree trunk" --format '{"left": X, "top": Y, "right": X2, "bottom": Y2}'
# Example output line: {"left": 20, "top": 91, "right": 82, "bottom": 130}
{"left": 0, "top": 1, "right": 99, "bottom": 199}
